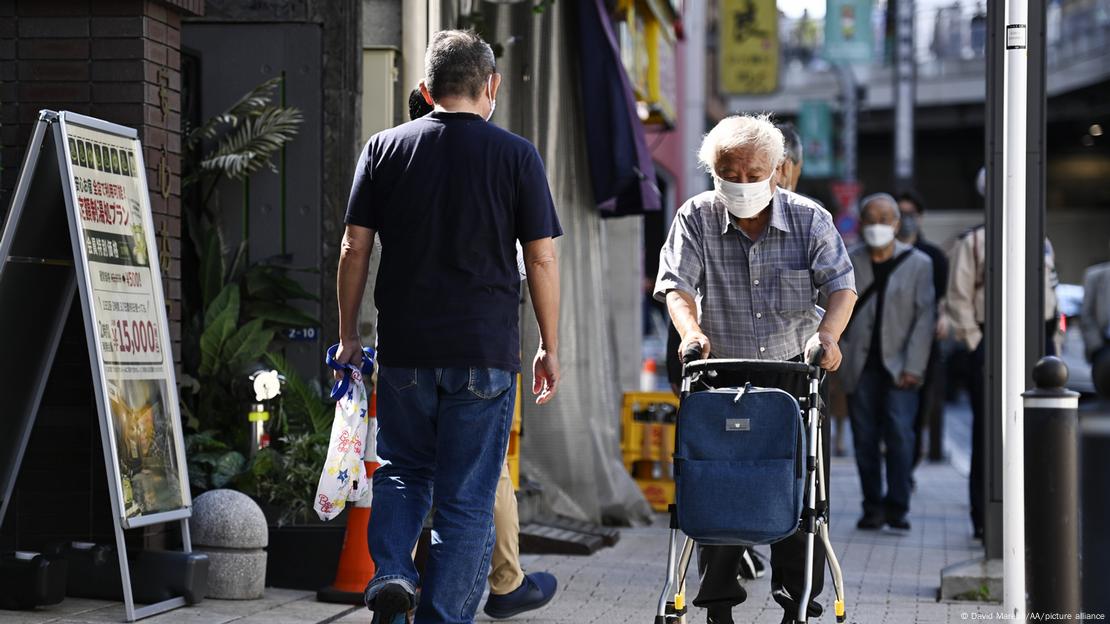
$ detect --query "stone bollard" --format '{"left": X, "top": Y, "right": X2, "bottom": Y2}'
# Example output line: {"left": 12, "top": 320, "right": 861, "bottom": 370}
{"left": 190, "top": 489, "right": 268, "bottom": 599}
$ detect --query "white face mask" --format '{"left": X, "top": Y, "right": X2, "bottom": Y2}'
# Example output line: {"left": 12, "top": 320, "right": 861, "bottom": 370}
{"left": 714, "top": 174, "right": 774, "bottom": 219}
{"left": 485, "top": 75, "right": 497, "bottom": 122}
{"left": 862, "top": 224, "right": 897, "bottom": 248}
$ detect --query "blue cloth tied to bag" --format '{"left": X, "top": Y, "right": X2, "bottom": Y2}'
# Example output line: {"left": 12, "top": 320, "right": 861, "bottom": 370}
{"left": 314, "top": 344, "right": 376, "bottom": 520}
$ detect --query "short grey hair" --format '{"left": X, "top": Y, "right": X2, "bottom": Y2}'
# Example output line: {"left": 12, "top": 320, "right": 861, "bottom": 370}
{"left": 424, "top": 30, "right": 496, "bottom": 101}
{"left": 777, "top": 122, "right": 804, "bottom": 164}
{"left": 698, "top": 114, "right": 785, "bottom": 174}
{"left": 860, "top": 193, "right": 902, "bottom": 220}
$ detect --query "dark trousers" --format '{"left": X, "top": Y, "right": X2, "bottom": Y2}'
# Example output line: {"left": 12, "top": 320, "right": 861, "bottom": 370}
{"left": 969, "top": 339, "right": 986, "bottom": 533}
{"left": 848, "top": 360, "right": 920, "bottom": 517}
{"left": 913, "top": 339, "right": 945, "bottom": 467}
{"left": 691, "top": 365, "right": 829, "bottom": 616}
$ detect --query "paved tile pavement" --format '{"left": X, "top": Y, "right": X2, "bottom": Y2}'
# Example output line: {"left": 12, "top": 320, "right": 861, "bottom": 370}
{"left": 3, "top": 456, "right": 996, "bottom": 624}
{"left": 333, "top": 459, "right": 996, "bottom": 624}
{"left": 0, "top": 589, "right": 358, "bottom": 624}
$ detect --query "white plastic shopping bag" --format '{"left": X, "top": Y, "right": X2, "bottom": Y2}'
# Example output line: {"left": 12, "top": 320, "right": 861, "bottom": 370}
{"left": 314, "top": 345, "right": 375, "bottom": 520}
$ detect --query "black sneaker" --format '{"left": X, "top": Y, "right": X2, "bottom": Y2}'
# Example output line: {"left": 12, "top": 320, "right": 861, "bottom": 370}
{"left": 887, "top": 515, "right": 911, "bottom": 531}
{"left": 366, "top": 582, "right": 413, "bottom": 624}
{"left": 856, "top": 513, "right": 884, "bottom": 530}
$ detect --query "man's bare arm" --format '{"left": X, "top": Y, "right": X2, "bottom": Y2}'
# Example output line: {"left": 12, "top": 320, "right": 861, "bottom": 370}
{"left": 336, "top": 224, "right": 375, "bottom": 367}
{"left": 812, "top": 288, "right": 858, "bottom": 370}
{"left": 666, "top": 290, "right": 710, "bottom": 358}
{"left": 818, "top": 289, "right": 857, "bottom": 342}
{"left": 523, "top": 237, "right": 560, "bottom": 404}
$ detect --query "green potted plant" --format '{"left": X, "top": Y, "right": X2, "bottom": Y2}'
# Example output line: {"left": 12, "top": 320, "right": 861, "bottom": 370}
{"left": 180, "top": 79, "right": 349, "bottom": 589}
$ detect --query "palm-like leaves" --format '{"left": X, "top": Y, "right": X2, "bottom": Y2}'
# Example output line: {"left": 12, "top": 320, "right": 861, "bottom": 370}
{"left": 186, "top": 77, "right": 284, "bottom": 149}
{"left": 197, "top": 107, "right": 303, "bottom": 181}
{"left": 184, "top": 77, "right": 303, "bottom": 188}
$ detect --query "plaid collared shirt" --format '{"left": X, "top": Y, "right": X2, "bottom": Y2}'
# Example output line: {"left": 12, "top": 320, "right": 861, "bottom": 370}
{"left": 654, "top": 189, "right": 856, "bottom": 361}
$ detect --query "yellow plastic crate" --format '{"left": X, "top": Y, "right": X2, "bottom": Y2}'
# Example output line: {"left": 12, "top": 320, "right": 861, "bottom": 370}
{"left": 508, "top": 374, "right": 523, "bottom": 489}
{"left": 621, "top": 391, "right": 679, "bottom": 509}
{"left": 621, "top": 392, "right": 678, "bottom": 466}
{"left": 635, "top": 477, "right": 676, "bottom": 512}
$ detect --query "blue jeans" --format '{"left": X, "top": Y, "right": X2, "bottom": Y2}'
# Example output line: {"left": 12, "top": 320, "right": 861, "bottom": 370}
{"left": 848, "top": 360, "right": 919, "bottom": 517}
{"left": 365, "top": 365, "right": 516, "bottom": 624}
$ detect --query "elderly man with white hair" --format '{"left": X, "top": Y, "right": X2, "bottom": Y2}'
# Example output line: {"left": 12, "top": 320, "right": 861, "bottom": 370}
{"left": 655, "top": 114, "right": 857, "bottom": 624}
{"left": 837, "top": 194, "right": 935, "bottom": 533}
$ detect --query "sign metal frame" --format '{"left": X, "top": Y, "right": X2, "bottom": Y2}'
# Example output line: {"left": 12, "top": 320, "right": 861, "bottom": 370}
{"left": 0, "top": 110, "right": 193, "bottom": 623}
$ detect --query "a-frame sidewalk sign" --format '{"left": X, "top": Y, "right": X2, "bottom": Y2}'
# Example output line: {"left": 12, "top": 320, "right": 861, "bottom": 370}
{"left": 0, "top": 110, "right": 193, "bottom": 622}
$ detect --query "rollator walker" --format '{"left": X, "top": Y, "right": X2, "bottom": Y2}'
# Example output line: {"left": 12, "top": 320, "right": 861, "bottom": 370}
{"left": 654, "top": 346, "right": 847, "bottom": 624}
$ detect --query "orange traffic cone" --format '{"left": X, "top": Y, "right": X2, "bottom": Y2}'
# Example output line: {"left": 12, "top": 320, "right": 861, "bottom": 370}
{"left": 640, "top": 358, "right": 658, "bottom": 391}
{"left": 317, "top": 393, "right": 380, "bottom": 604}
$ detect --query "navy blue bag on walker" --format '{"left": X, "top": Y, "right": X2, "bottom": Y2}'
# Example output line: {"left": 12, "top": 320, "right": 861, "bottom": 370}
{"left": 674, "top": 383, "right": 806, "bottom": 545}
{"left": 656, "top": 352, "right": 849, "bottom": 624}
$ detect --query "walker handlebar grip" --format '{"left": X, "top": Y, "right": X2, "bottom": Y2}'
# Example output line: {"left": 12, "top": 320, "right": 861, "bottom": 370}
{"left": 806, "top": 346, "right": 825, "bottom": 367}
{"left": 682, "top": 343, "right": 704, "bottom": 365}
{"left": 684, "top": 358, "right": 814, "bottom": 377}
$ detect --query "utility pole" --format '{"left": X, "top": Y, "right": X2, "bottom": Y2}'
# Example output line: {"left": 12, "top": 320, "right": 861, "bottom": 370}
{"left": 837, "top": 63, "right": 857, "bottom": 183}
{"left": 684, "top": 0, "right": 708, "bottom": 196}
{"left": 893, "top": 0, "right": 915, "bottom": 189}
{"left": 1001, "top": 0, "right": 1028, "bottom": 619}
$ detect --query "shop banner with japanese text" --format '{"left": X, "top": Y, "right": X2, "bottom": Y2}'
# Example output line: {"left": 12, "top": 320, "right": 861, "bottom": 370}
{"left": 61, "top": 118, "right": 189, "bottom": 526}
{"left": 719, "top": 0, "right": 779, "bottom": 94}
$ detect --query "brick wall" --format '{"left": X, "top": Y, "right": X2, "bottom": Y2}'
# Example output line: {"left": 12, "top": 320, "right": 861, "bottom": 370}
{"left": 0, "top": 0, "right": 200, "bottom": 362}
{"left": 0, "top": 0, "right": 201, "bottom": 550}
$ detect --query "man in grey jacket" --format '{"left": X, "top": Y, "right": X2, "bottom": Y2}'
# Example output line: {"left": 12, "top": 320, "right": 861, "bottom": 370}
{"left": 838, "top": 194, "right": 935, "bottom": 531}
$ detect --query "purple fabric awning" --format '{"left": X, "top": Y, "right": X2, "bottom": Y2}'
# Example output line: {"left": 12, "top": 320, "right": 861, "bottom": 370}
{"left": 574, "top": 0, "right": 661, "bottom": 217}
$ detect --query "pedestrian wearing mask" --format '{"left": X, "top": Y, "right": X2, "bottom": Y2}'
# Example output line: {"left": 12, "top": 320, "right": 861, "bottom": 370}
{"left": 895, "top": 191, "right": 948, "bottom": 471}
{"left": 655, "top": 114, "right": 857, "bottom": 624}
{"left": 404, "top": 88, "right": 558, "bottom": 620}
{"left": 948, "top": 167, "right": 1059, "bottom": 539}
{"left": 336, "top": 31, "right": 562, "bottom": 624}
{"left": 838, "top": 194, "right": 935, "bottom": 531}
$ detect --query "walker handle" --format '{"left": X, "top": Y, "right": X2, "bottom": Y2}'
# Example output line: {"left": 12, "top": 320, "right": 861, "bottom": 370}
{"left": 681, "top": 342, "right": 704, "bottom": 365}
{"left": 806, "top": 346, "right": 825, "bottom": 368}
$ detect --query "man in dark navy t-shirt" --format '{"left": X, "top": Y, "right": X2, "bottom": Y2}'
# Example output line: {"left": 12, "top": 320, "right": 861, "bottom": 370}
{"left": 335, "top": 30, "right": 562, "bottom": 624}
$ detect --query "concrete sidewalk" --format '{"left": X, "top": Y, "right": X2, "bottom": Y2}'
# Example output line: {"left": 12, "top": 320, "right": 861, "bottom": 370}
{"left": 2, "top": 458, "right": 994, "bottom": 624}
{"left": 337, "top": 458, "right": 991, "bottom": 624}
{"left": 0, "top": 588, "right": 358, "bottom": 624}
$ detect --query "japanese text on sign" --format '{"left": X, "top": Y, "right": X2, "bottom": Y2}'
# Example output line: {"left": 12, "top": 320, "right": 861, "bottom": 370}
{"left": 719, "top": 0, "right": 779, "bottom": 94}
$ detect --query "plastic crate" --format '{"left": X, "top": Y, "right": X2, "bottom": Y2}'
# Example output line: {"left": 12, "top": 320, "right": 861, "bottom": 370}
{"left": 621, "top": 392, "right": 679, "bottom": 511}
{"left": 508, "top": 374, "right": 523, "bottom": 489}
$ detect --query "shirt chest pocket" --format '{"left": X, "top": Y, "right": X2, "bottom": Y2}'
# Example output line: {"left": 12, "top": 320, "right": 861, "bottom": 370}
{"left": 776, "top": 269, "right": 814, "bottom": 312}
